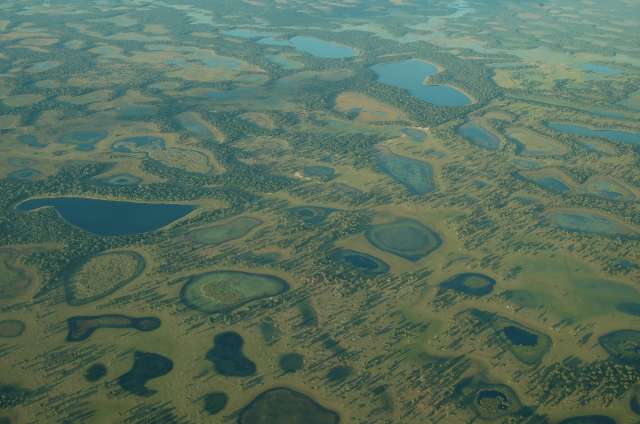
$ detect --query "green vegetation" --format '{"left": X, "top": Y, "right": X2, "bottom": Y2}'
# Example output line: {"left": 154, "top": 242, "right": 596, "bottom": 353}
{"left": 1, "top": 0, "right": 639, "bottom": 421}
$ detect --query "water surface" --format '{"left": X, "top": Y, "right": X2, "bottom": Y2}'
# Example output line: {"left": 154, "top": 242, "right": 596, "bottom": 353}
{"left": 581, "top": 63, "right": 623, "bottom": 76}
{"left": 371, "top": 59, "right": 472, "bottom": 107}
{"left": 457, "top": 121, "right": 500, "bottom": 150}
{"left": 549, "top": 122, "right": 640, "bottom": 146}
{"left": 17, "top": 197, "right": 194, "bottom": 236}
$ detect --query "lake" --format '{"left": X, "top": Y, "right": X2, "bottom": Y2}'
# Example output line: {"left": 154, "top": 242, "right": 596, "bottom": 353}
{"left": 581, "top": 63, "right": 623, "bottom": 76}
{"left": 548, "top": 122, "right": 640, "bottom": 146}
{"left": 259, "top": 35, "right": 356, "bottom": 58}
{"left": 17, "top": 197, "right": 194, "bottom": 236}
{"left": 371, "top": 59, "right": 472, "bottom": 107}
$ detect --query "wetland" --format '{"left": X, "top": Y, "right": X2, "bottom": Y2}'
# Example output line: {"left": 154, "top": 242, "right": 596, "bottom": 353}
{"left": 1, "top": 0, "right": 640, "bottom": 422}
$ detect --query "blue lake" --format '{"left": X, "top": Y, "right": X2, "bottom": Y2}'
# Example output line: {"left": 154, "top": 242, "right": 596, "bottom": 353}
{"left": 457, "top": 122, "right": 500, "bottom": 150}
{"left": 581, "top": 63, "right": 623, "bottom": 76}
{"left": 371, "top": 59, "right": 472, "bottom": 107}
{"left": 17, "top": 197, "right": 194, "bottom": 236}
{"left": 259, "top": 35, "right": 356, "bottom": 59}
{"left": 548, "top": 122, "right": 640, "bottom": 146}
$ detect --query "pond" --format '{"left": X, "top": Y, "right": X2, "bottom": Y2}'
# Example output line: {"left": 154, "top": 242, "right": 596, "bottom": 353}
{"left": 27, "top": 60, "right": 60, "bottom": 73}
{"left": 189, "top": 217, "right": 262, "bottom": 246}
{"left": 8, "top": 168, "right": 41, "bottom": 181}
{"left": 19, "top": 134, "right": 46, "bottom": 148}
{"left": 100, "top": 173, "right": 142, "bottom": 186}
{"left": 17, "top": 197, "right": 194, "bottom": 236}
{"left": 66, "top": 314, "right": 160, "bottom": 342}
{"left": 581, "top": 63, "right": 623, "bottom": 76}
{"left": 366, "top": 219, "right": 442, "bottom": 261}
{"left": 548, "top": 209, "right": 638, "bottom": 238}
{"left": 239, "top": 388, "right": 339, "bottom": 424}
{"left": 378, "top": 152, "right": 436, "bottom": 195}
{"left": 268, "top": 54, "right": 304, "bottom": 70}
{"left": 548, "top": 122, "right": 640, "bottom": 146}
{"left": 176, "top": 112, "right": 217, "bottom": 141}
{"left": 181, "top": 270, "right": 289, "bottom": 314}
{"left": 371, "top": 59, "right": 472, "bottom": 107}
{"left": 111, "top": 136, "right": 165, "bottom": 153}
{"left": 582, "top": 176, "right": 635, "bottom": 201}
{"left": 331, "top": 248, "right": 389, "bottom": 277}
{"left": 116, "top": 351, "right": 173, "bottom": 397}
{"left": 402, "top": 127, "right": 428, "bottom": 142}
{"left": 457, "top": 121, "right": 500, "bottom": 150}
{"left": 206, "top": 331, "right": 256, "bottom": 377}
{"left": 303, "top": 165, "right": 335, "bottom": 179}
{"left": 440, "top": 273, "right": 496, "bottom": 296}
{"left": 223, "top": 28, "right": 275, "bottom": 39}
{"left": 288, "top": 206, "right": 335, "bottom": 225}
{"left": 503, "top": 326, "right": 538, "bottom": 347}
{"left": 59, "top": 130, "right": 109, "bottom": 150}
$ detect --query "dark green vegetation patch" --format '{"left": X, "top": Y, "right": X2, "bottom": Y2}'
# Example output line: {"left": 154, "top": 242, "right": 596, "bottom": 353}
{"left": 116, "top": 351, "right": 174, "bottom": 397}
{"left": 206, "top": 331, "right": 256, "bottom": 377}
{"left": 238, "top": 388, "right": 339, "bottom": 424}
{"left": 599, "top": 330, "right": 640, "bottom": 367}
{"left": 365, "top": 219, "right": 441, "bottom": 261}
{"left": 181, "top": 271, "right": 289, "bottom": 314}
{"left": 66, "top": 315, "right": 161, "bottom": 342}
{"left": 0, "top": 384, "right": 30, "bottom": 409}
